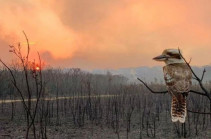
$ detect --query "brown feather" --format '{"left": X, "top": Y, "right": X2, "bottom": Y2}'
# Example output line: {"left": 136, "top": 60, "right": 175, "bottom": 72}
{"left": 163, "top": 63, "right": 192, "bottom": 123}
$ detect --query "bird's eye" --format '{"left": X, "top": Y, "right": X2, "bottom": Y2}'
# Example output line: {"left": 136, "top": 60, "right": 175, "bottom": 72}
{"left": 166, "top": 52, "right": 173, "bottom": 56}
{"left": 166, "top": 52, "right": 181, "bottom": 59}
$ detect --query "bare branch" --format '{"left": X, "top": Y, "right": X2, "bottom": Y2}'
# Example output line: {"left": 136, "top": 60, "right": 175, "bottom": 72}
{"left": 178, "top": 48, "right": 211, "bottom": 101}
{"left": 29, "top": 52, "right": 43, "bottom": 128}
{"left": 188, "top": 58, "right": 192, "bottom": 64}
{"left": 23, "top": 31, "right": 30, "bottom": 61}
{"left": 178, "top": 48, "right": 200, "bottom": 81}
{"left": 137, "top": 78, "right": 168, "bottom": 94}
{"left": 189, "top": 90, "right": 207, "bottom": 96}
{"left": 137, "top": 77, "right": 208, "bottom": 97}
{"left": 201, "top": 68, "right": 206, "bottom": 81}
{"left": 187, "top": 109, "right": 211, "bottom": 115}
{"left": 137, "top": 77, "right": 211, "bottom": 115}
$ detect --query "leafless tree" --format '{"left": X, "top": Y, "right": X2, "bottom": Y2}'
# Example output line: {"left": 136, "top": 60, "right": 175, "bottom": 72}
{"left": 0, "top": 32, "right": 45, "bottom": 139}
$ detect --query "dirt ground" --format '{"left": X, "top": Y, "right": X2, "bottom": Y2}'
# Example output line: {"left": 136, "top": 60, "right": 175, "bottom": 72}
{"left": 0, "top": 114, "right": 210, "bottom": 139}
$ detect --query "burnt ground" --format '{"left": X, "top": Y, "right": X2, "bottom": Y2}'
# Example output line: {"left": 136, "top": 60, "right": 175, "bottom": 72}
{"left": 0, "top": 113, "right": 210, "bottom": 139}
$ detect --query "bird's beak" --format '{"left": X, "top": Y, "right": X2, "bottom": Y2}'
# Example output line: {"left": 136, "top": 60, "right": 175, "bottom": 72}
{"left": 153, "top": 54, "right": 169, "bottom": 61}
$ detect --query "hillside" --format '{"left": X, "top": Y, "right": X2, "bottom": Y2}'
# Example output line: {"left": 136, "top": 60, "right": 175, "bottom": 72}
{"left": 92, "top": 65, "right": 211, "bottom": 83}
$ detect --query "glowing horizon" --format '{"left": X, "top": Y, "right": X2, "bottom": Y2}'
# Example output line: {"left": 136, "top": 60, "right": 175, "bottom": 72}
{"left": 0, "top": 0, "right": 211, "bottom": 69}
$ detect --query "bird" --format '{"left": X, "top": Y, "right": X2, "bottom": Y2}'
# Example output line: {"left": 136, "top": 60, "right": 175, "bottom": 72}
{"left": 153, "top": 49, "right": 192, "bottom": 123}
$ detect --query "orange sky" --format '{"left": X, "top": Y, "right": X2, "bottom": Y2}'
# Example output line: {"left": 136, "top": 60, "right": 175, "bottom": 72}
{"left": 0, "top": 0, "right": 211, "bottom": 69}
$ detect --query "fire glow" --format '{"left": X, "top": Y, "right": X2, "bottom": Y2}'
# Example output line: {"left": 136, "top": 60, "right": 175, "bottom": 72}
{"left": 35, "top": 66, "right": 40, "bottom": 71}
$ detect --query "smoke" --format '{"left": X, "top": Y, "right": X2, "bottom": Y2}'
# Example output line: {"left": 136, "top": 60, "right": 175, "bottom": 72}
{"left": 0, "top": 0, "right": 211, "bottom": 69}
{"left": 0, "top": 0, "right": 77, "bottom": 60}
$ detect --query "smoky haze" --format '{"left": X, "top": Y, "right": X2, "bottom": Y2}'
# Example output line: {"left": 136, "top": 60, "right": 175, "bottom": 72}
{"left": 91, "top": 66, "right": 211, "bottom": 83}
{"left": 0, "top": 0, "right": 211, "bottom": 69}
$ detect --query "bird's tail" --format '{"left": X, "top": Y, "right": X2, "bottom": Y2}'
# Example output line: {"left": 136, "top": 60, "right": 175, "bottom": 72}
{"left": 171, "top": 94, "right": 187, "bottom": 123}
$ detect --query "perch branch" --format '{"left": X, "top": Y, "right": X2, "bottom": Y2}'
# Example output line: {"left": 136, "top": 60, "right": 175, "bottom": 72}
{"left": 137, "top": 78, "right": 168, "bottom": 94}
{"left": 137, "top": 78, "right": 207, "bottom": 96}
{"left": 137, "top": 78, "right": 210, "bottom": 115}
{"left": 189, "top": 90, "right": 207, "bottom": 96}
{"left": 178, "top": 48, "right": 211, "bottom": 101}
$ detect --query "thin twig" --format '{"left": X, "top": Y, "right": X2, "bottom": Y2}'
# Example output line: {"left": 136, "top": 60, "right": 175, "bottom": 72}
{"left": 187, "top": 109, "right": 211, "bottom": 115}
{"left": 201, "top": 69, "right": 206, "bottom": 81}
{"left": 23, "top": 31, "right": 30, "bottom": 61}
{"left": 188, "top": 58, "right": 192, "bottom": 64}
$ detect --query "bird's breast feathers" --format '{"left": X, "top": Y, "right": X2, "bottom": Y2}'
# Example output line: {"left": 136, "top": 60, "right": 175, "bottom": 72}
{"left": 163, "top": 63, "right": 192, "bottom": 93}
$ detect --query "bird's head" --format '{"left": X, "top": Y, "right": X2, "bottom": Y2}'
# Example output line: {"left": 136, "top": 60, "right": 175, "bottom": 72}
{"left": 153, "top": 49, "right": 185, "bottom": 65}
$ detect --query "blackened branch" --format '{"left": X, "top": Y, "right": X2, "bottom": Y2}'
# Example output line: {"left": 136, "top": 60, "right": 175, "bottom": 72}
{"left": 178, "top": 48, "right": 211, "bottom": 101}
{"left": 137, "top": 78, "right": 168, "bottom": 94}
{"left": 187, "top": 109, "right": 211, "bottom": 115}
{"left": 23, "top": 31, "right": 30, "bottom": 61}
{"left": 201, "top": 68, "right": 206, "bottom": 81}
{"left": 190, "top": 90, "right": 207, "bottom": 96}
{"left": 137, "top": 78, "right": 210, "bottom": 115}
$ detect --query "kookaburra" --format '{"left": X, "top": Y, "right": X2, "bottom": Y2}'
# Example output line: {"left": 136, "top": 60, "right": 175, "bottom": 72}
{"left": 153, "top": 49, "right": 192, "bottom": 123}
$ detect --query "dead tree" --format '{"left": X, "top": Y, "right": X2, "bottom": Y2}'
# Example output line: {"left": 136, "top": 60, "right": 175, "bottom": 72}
{"left": 0, "top": 31, "right": 44, "bottom": 139}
